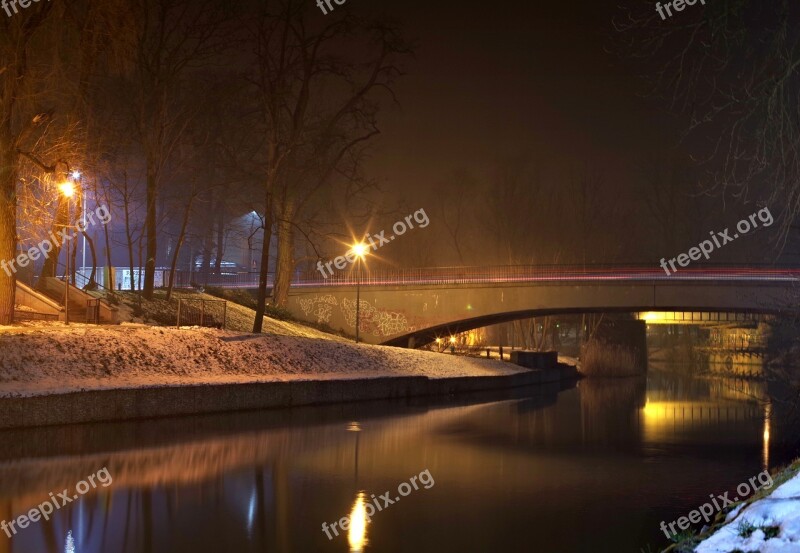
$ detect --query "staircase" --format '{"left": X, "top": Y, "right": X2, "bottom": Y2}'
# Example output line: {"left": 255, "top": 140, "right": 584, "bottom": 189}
{"left": 35, "top": 277, "right": 115, "bottom": 324}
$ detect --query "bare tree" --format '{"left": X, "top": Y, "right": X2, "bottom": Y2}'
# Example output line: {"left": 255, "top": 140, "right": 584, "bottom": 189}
{"left": 615, "top": 0, "right": 800, "bottom": 250}
{"left": 124, "top": 0, "right": 232, "bottom": 300}
{"left": 566, "top": 163, "right": 624, "bottom": 265}
{"left": 0, "top": 3, "right": 58, "bottom": 324}
{"left": 246, "top": 1, "right": 411, "bottom": 325}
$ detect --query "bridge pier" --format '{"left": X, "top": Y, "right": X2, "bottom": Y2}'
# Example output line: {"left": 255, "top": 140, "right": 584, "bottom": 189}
{"left": 582, "top": 320, "right": 647, "bottom": 377}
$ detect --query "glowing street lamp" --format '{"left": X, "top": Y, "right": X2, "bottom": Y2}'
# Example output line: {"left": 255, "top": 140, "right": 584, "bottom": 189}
{"left": 59, "top": 181, "right": 75, "bottom": 198}
{"left": 59, "top": 181, "right": 75, "bottom": 324}
{"left": 351, "top": 242, "right": 368, "bottom": 343}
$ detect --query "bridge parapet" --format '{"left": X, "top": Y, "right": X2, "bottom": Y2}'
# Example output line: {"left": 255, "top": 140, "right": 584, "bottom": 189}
{"left": 285, "top": 267, "right": 796, "bottom": 347}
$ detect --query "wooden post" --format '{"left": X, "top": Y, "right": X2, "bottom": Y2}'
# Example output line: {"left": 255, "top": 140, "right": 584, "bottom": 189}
{"left": 177, "top": 299, "right": 181, "bottom": 328}
{"left": 200, "top": 300, "right": 205, "bottom": 327}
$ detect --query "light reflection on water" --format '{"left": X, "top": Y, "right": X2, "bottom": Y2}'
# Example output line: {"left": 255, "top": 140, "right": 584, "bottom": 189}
{"left": 0, "top": 369, "right": 797, "bottom": 553}
{"left": 348, "top": 493, "right": 368, "bottom": 553}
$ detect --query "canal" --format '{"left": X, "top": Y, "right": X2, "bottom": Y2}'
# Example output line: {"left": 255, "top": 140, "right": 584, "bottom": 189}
{"left": 0, "top": 365, "right": 797, "bottom": 553}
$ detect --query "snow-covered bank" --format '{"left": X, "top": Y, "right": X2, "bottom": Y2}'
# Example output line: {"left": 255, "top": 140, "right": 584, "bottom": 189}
{"left": 693, "top": 463, "right": 800, "bottom": 553}
{"left": 0, "top": 323, "right": 526, "bottom": 397}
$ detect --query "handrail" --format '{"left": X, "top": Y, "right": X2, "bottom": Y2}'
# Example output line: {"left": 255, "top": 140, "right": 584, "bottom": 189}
{"left": 290, "top": 264, "right": 800, "bottom": 287}
{"left": 34, "top": 264, "right": 800, "bottom": 291}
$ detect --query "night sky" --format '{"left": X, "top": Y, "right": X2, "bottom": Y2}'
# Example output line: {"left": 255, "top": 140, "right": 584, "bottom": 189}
{"left": 364, "top": 0, "right": 685, "bottom": 204}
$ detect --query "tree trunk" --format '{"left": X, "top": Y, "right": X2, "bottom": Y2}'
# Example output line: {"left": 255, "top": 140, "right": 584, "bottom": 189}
{"left": 143, "top": 168, "right": 157, "bottom": 299}
{"left": 137, "top": 233, "right": 144, "bottom": 293}
{"left": 102, "top": 189, "right": 114, "bottom": 291}
{"left": 123, "top": 190, "right": 136, "bottom": 291}
{"left": 214, "top": 200, "right": 224, "bottom": 275}
{"left": 81, "top": 230, "right": 98, "bottom": 290}
{"left": 0, "top": 147, "right": 17, "bottom": 325}
{"left": 166, "top": 196, "right": 194, "bottom": 301}
{"left": 252, "top": 192, "right": 273, "bottom": 334}
{"left": 272, "top": 214, "right": 294, "bottom": 308}
{"left": 39, "top": 197, "right": 69, "bottom": 282}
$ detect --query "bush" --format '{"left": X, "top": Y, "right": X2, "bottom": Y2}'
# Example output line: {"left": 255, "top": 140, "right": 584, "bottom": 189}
{"left": 265, "top": 304, "right": 293, "bottom": 321}
{"left": 203, "top": 286, "right": 293, "bottom": 321}
{"left": 204, "top": 286, "right": 257, "bottom": 309}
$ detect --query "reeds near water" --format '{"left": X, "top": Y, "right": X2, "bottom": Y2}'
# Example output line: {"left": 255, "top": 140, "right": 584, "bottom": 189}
{"left": 581, "top": 341, "right": 646, "bottom": 377}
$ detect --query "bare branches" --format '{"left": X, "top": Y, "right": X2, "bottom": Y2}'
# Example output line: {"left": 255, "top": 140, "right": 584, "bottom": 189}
{"left": 615, "top": 0, "right": 800, "bottom": 250}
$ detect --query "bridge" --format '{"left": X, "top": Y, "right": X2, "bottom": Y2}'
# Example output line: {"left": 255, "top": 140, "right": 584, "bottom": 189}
{"left": 282, "top": 265, "right": 798, "bottom": 347}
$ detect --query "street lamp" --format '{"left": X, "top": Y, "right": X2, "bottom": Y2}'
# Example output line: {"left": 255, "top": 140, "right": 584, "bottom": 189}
{"left": 351, "top": 242, "right": 369, "bottom": 343}
{"left": 59, "top": 181, "right": 75, "bottom": 325}
{"left": 69, "top": 171, "right": 86, "bottom": 278}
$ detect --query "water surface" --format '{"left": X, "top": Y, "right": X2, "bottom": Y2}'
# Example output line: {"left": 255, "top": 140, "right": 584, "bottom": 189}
{"left": 0, "top": 368, "right": 797, "bottom": 553}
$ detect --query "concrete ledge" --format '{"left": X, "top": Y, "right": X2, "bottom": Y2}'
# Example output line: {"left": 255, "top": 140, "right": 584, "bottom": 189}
{"left": 0, "top": 369, "right": 575, "bottom": 429}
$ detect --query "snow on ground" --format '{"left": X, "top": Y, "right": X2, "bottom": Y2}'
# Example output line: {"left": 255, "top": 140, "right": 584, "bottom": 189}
{"left": 695, "top": 471, "right": 800, "bottom": 553}
{"left": 0, "top": 323, "right": 526, "bottom": 397}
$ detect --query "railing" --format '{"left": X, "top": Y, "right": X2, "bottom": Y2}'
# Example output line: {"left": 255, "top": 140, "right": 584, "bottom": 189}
{"left": 290, "top": 264, "right": 800, "bottom": 287}
{"left": 167, "top": 270, "right": 270, "bottom": 289}
{"left": 43, "top": 264, "right": 800, "bottom": 291}
{"left": 176, "top": 298, "right": 227, "bottom": 329}
{"left": 86, "top": 299, "right": 101, "bottom": 324}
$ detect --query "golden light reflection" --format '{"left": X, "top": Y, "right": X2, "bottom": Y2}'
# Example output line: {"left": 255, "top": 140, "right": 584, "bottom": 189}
{"left": 763, "top": 402, "right": 772, "bottom": 469}
{"left": 641, "top": 399, "right": 664, "bottom": 420}
{"left": 348, "top": 492, "right": 368, "bottom": 552}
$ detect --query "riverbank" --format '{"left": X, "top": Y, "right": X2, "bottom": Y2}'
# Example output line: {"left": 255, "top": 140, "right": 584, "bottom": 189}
{"left": 0, "top": 323, "right": 578, "bottom": 428}
{"left": 0, "top": 323, "right": 529, "bottom": 397}
{"left": 664, "top": 459, "right": 800, "bottom": 553}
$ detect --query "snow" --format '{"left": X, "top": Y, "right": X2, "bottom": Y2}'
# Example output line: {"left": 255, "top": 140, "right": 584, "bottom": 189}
{"left": 694, "top": 471, "right": 800, "bottom": 553}
{"left": 0, "top": 323, "right": 527, "bottom": 397}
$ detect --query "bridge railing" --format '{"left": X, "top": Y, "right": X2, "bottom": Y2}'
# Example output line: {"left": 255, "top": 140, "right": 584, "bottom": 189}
{"left": 291, "top": 264, "right": 800, "bottom": 287}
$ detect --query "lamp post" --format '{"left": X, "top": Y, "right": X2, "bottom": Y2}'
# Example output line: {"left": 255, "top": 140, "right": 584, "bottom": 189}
{"left": 350, "top": 242, "right": 369, "bottom": 343}
{"left": 59, "top": 181, "right": 75, "bottom": 324}
{"left": 71, "top": 171, "right": 85, "bottom": 279}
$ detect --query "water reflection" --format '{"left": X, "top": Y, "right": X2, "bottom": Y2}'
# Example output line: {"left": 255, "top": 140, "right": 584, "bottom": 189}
{"left": 348, "top": 493, "right": 368, "bottom": 553}
{"left": 0, "top": 370, "right": 797, "bottom": 553}
{"left": 763, "top": 401, "right": 772, "bottom": 469}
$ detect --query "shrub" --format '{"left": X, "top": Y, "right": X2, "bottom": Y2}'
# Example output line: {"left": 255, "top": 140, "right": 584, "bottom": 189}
{"left": 265, "top": 304, "right": 293, "bottom": 321}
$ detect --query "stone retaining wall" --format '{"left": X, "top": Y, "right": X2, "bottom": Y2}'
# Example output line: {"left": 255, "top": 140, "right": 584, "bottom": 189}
{"left": 0, "top": 368, "right": 579, "bottom": 429}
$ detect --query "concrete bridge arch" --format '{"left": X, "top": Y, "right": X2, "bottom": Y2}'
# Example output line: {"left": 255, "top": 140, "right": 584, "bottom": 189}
{"left": 285, "top": 267, "right": 793, "bottom": 346}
